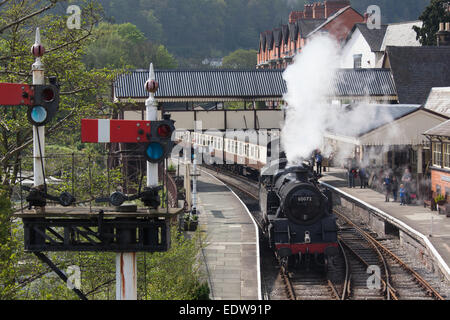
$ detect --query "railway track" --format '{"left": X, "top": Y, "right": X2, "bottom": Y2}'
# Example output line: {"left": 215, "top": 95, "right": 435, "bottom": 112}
{"left": 335, "top": 206, "right": 445, "bottom": 300}
{"left": 200, "top": 165, "right": 445, "bottom": 300}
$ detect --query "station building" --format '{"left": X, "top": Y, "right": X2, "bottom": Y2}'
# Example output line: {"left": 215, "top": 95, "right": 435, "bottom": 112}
{"left": 424, "top": 120, "right": 450, "bottom": 201}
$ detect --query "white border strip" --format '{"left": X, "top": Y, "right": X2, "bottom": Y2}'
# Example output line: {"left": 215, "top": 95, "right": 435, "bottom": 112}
{"left": 97, "top": 119, "right": 110, "bottom": 143}
{"left": 321, "top": 181, "right": 450, "bottom": 282}
{"left": 201, "top": 169, "right": 263, "bottom": 300}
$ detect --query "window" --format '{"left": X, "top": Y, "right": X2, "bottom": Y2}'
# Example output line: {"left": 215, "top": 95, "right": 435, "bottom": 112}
{"left": 433, "top": 142, "right": 442, "bottom": 167}
{"left": 353, "top": 54, "right": 362, "bottom": 69}
{"left": 444, "top": 143, "right": 450, "bottom": 168}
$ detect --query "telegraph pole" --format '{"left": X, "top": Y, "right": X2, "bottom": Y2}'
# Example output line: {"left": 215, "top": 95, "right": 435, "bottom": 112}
{"left": 31, "top": 28, "right": 46, "bottom": 210}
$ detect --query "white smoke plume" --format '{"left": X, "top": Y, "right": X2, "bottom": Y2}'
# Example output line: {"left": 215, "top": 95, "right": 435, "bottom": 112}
{"left": 281, "top": 34, "right": 340, "bottom": 164}
{"left": 281, "top": 34, "right": 401, "bottom": 167}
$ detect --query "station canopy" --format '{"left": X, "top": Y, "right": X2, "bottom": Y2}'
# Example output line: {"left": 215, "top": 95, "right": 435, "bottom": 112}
{"left": 324, "top": 104, "right": 449, "bottom": 146}
{"left": 113, "top": 69, "right": 397, "bottom": 103}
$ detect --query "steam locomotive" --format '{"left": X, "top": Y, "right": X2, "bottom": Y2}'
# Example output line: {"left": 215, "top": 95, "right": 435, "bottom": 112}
{"left": 260, "top": 158, "right": 338, "bottom": 270}
{"left": 175, "top": 130, "right": 338, "bottom": 269}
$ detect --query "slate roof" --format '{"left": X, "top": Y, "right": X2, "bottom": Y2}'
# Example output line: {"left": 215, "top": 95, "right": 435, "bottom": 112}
{"left": 297, "top": 19, "right": 326, "bottom": 38}
{"left": 380, "top": 21, "right": 422, "bottom": 51}
{"left": 114, "top": 69, "right": 397, "bottom": 102}
{"left": 424, "top": 87, "right": 450, "bottom": 117}
{"left": 424, "top": 119, "right": 450, "bottom": 138}
{"left": 289, "top": 22, "right": 299, "bottom": 41}
{"left": 273, "top": 28, "right": 282, "bottom": 47}
{"left": 385, "top": 46, "right": 450, "bottom": 104}
{"left": 354, "top": 23, "right": 388, "bottom": 52}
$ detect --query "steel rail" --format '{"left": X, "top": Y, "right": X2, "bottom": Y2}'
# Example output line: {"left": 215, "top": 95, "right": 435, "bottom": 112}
{"left": 337, "top": 239, "right": 350, "bottom": 300}
{"left": 335, "top": 208, "right": 444, "bottom": 300}
{"left": 336, "top": 209, "right": 396, "bottom": 300}
{"left": 279, "top": 264, "right": 296, "bottom": 300}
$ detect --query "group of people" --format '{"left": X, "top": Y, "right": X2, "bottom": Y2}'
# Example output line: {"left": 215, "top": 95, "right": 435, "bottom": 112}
{"left": 381, "top": 168, "right": 413, "bottom": 205}
{"left": 346, "top": 159, "right": 414, "bottom": 206}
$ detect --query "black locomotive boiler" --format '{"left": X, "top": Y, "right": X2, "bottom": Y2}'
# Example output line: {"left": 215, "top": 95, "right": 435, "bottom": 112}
{"left": 260, "top": 160, "right": 338, "bottom": 269}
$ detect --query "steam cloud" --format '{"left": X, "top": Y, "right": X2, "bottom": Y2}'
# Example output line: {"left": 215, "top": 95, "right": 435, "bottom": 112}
{"left": 281, "top": 34, "right": 398, "bottom": 167}
{"left": 281, "top": 34, "right": 340, "bottom": 164}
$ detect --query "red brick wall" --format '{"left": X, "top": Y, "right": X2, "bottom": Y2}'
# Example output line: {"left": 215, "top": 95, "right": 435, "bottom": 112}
{"left": 321, "top": 8, "right": 364, "bottom": 42}
{"left": 431, "top": 169, "right": 450, "bottom": 196}
{"left": 325, "top": 0, "right": 350, "bottom": 17}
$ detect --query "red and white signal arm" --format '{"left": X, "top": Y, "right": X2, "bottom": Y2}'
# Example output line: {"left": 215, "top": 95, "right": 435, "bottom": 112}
{"left": 81, "top": 119, "right": 152, "bottom": 143}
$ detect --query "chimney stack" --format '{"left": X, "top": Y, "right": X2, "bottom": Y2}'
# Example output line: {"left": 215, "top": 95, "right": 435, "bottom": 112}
{"left": 304, "top": 4, "right": 313, "bottom": 18}
{"left": 437, "top": 21, "right": 450, "bottom": 46}
{"left": 313, "top": 3, "right": 325, "bottom": 19}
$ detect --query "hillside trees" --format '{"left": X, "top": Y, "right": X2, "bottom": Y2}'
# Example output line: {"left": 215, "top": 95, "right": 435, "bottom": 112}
{"left": 0, "top": 0, "right": 200, "bottom": 300}
{"left": 83, "top": 22, "right": 177, "bottom": 69}
{"left": 99, "top": 0, "right": 431, "bottom": 60}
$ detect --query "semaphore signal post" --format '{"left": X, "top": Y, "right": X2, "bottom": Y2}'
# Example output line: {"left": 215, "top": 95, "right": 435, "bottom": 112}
{"left": 3, "top": 29, "right": 182, "bottom": 300}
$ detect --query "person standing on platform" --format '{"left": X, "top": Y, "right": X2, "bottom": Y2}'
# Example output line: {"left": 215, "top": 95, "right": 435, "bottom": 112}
{"left": 383, "top": 173, "right": 392, "bottom": 202}
{"left": 401, "top": 168, "right": 412, "bottom": 204}
{"left": 347, "top": 158, "right": 356, "bottom": 188}
{"left": 359, "top": 166, "right": 368, "bottom": 188}
{"left": 392, "top": 176, "right": 399, "bottom": 202}
{"left": 399, "top": 184, "right": 406, "bottom": 205}
{"left": 315, "top": 151, "right": 323, "bottom": 175}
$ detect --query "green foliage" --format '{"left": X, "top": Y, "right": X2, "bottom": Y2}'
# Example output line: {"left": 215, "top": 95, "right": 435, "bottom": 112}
{"left": 192, "top": 281, "right": 210, "bottom": 300}
{"left": 222, "top": 49, "right": 257, "bottom": 69}
{"left": 139, "top": 229, "right": 208, "bottom": 300}
{"left": 434, "top": 193, "right": 446, "bottom": 203}
{"left": 413, "top": 0, "right": 450, "bottom": 45}
{"left": 0, "top": 186, "right": 18, "bottom": 299}
{"left": 99, "top": 0, "right": 430, "bottom": 60}
{"left": 83, "top": 22, "right": 178, "bottom": 69}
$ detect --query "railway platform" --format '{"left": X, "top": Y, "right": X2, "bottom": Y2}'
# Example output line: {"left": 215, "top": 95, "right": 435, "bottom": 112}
{"left": 193, "top": 167, "right": 261, "bottom": 300}
{"left": 320, "top": 167, "right": 450, "bottom": 282}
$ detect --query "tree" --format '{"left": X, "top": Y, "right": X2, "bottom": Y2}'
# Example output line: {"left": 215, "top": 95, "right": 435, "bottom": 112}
{"left": 222, "top": 49, "right": 257, "bottom": 69}
{"left": 82, "top": 22, "right": 177, "bottom": 69}
{"left": 413, "top": 0, "right": 450, "bottom": 45}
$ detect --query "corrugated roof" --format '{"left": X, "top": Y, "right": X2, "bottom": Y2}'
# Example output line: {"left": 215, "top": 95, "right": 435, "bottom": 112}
{"left": 332, "top": 68, "right": 396, "bottom": 97}
{"left": 113, "top": 69, "right": 397, "bottom": 102}
{"left": 424, "top": 119, "right": 450, "bottom": 138}
{"left": 114, "top": 69, "right": 286, "bottom": 101}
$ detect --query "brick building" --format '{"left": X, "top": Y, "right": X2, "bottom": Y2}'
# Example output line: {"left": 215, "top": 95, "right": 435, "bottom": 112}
{"left": 424, "top": 120, "right": 450, "bottom": 202}
{"left": 257, "top": 0, "right": 364, "bottom": 69}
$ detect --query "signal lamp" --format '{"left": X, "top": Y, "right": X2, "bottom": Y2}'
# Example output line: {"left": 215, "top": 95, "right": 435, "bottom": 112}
{"left": 145, "top": 142, "right": 165, "bottom": 163}
{"left": 27, "top": 84, "right": 59, "bottom": 126}
{"left": 157, "top": 124, "right": 171, "bottom": 138}
{"left": 29, "top": 106, "right": 48, "bottom": 125}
